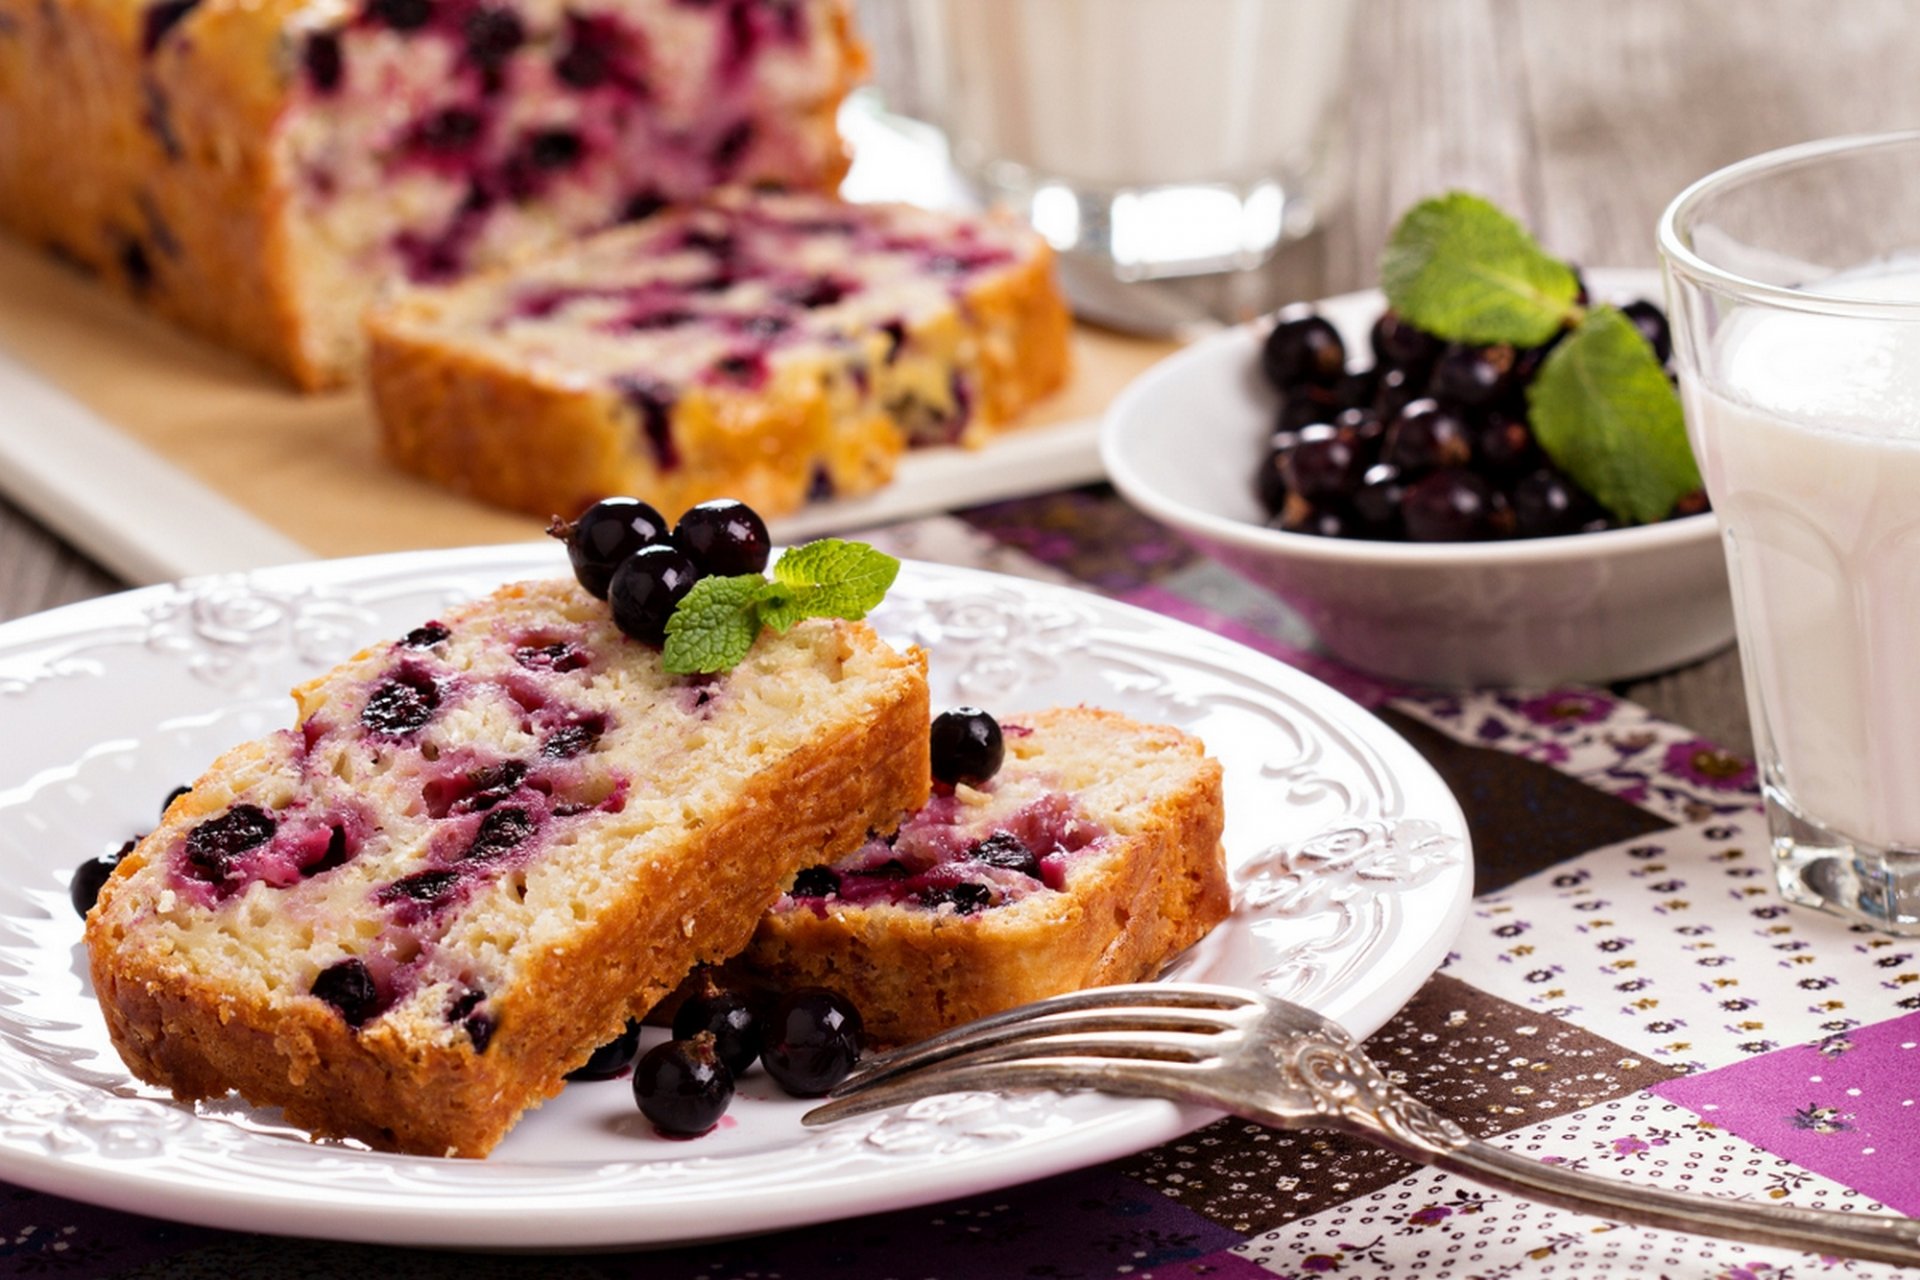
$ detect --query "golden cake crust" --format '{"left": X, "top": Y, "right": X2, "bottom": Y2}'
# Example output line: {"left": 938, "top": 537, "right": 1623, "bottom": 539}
{"left": 85, "top": 584, "right": 929, "bottom": 1156}
{"left": 745, "top": 707, "right": 1230, "bottom": 1045}
{"left": 367, "top": 329, "right": 906, "bottom": 523}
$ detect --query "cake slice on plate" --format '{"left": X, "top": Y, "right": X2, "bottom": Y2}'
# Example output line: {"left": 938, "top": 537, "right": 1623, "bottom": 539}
{"left": 85, "top": 575, "right": 929, "bottom": 1156}
{"left": 745, "top": 707, "right": 1230, "bottom": 1045}
{"left": 367, "top": 189, "right": 1071, "bottom": 519}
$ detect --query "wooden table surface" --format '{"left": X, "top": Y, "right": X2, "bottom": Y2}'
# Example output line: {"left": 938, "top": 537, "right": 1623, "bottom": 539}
{"left": 18, "top": 0, "right": 1913, "bottom": 757}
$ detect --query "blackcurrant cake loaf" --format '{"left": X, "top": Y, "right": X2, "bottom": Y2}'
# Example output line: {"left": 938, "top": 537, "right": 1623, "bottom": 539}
{"left": 744, "top": 707, "right": 1230, "bottom": 1045}
{"left": 366, "top": 189, "right": 1072, "bottom": 520}
{"left": 84, "top": 576, "right": 929, "bottom": 1156}
{"left": 0, "top": 0, "right": 864, "bottom": 387}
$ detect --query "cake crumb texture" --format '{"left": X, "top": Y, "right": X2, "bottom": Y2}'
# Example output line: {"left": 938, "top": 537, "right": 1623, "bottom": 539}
{"left": 0, "top": 0, "right": 864, "bottom": 387}
{"left": 84, "top": 576, "right": 928, "bottom": 1156}
{"left": 367, "top": 189, "right": 1072, "bottom": 521}
{"left": 747, "top": 706, "right": 1230, "bottom": 1045}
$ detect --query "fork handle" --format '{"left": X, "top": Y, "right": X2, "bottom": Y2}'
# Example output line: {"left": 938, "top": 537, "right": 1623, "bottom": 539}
{"left": 1335, "top": 1102, "right": 1920, "bottom": 1267}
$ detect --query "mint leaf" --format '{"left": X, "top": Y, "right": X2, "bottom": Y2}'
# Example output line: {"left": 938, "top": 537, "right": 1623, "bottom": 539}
{"left": 1527, "top": 306, "right": 1702, "bottom": 524}
{"left": 1380, "top": 192, "right": 1581, "bottom": 346}
{"left": 661, "top": 575, "right": 771, "bottom": 675}
{"left": 760, "top": 539, "right": 901, "bottom": 632}
{"left": 655, "top": 537, "right": 902, "bottom": 673}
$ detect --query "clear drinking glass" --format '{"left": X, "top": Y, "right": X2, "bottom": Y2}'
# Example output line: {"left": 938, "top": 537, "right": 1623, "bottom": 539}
{"left": 860, "top": 0, "right": 1354, "bottom": 330}
{"left": 1660, "top": 131, "right": 1920, "bottom": 934}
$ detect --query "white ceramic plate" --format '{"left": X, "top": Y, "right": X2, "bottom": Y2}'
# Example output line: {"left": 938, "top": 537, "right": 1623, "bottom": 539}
{"left": 0, "top": 547, "right": 1470, "bottom": 1249}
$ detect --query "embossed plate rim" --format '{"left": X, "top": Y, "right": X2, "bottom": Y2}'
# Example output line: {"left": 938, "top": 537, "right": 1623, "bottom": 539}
{"left": 0, "top": 545, "right": 1471, "bottom": 1248}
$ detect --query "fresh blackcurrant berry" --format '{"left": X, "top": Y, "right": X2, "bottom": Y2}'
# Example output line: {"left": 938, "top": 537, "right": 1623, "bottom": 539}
{"left": 1274, "top": 382, "right": 1343, "bottom": 433}
{"left": 1382, "top": 400, "right": 1472, "bottom": 474}
{"left": 567, "top": 1019, "right": 643, "bottom": 1081}
{"left": 1369, "top": 309, "right": 1442, "bottom": 371}
{"left": 1332, "top": 406, "right": 1386, "bottom": 452}
{"left": 1403, "top": 469, "right": 1514, "bottom": 542}
{"left": 554, "top": 498, "right": 670, "bottom": 599}
{"left": 761, "top": 988, "right": 863, "bottom": 1097}
{"left": 1281, "top": 425, "right": 1366, "bottom": 501}
{"left": 71, "top": 838, "right": 134, "bottom": 917}
{"left": 1273, "top": 497, "right": 1356, "bottom": 539}
{"left": 1372, "top": 365, "right": 1420, "bottom": 421}
{"left": 1511, "top": 468, "right": 1592, "bottom": 539}
{"left": 1509, "top": 332, "right": 1564, "bottom": 390}
{"left": 607, "top": 544, "right": 699, "bottom": 646}
{"left": 1430, "top": 342, "right": 1516, "bottom": 407}
{"left": 1352, "top": 463, "right": 1408, "bottom": 538}
{"left": 633, "top": 1033, "right": 734, "bottom": 1136}
{"left": 1334, "top": 367, "right": 1378, "bottom": 411}
{"left": 1268, "top": 425, "right": 1309, "bottom": 455}
{"left": 672, "top": 499, "right": 771, "bottom": 578}
{"left": 1475, "top": 412, "right": 1539, "bottom": 477}
{"left": 1256, "top": 447, "right": 1291, "bottom": 516}
{"left": 1259, "top": 313, "right": 1346, "bottom": 391}
{"left": 1621, "top": 299, "right": 1673, "bottom": 364}
{"left": 672, "top": 974, "right": 761, "bottom": 1077}
{"left": 930, "top": 707, "right": 1004, "bottom": 787}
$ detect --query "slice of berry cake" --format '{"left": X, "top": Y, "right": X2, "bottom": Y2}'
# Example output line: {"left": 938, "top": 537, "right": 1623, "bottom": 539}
{"left": 744, "top": 708, "right": 1230, "bottom": 1045}
{"left": 0, "top": 0, "right": 863, "bottom": 387}
{"left": 84, "top": 577, "right": 929, "bottom": 1156}
{"left": 366, "top": 189, "right": 1072, "bottom": 520}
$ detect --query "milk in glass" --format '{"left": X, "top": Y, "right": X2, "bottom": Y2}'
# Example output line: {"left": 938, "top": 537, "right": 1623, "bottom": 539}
{"left": 1681, "top": 266, "right": 1920, "bottom": 851}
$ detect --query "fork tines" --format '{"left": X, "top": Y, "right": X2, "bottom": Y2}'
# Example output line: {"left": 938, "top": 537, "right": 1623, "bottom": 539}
{"left": 800, "top": 983, "right": 1260, "bottom": 1127}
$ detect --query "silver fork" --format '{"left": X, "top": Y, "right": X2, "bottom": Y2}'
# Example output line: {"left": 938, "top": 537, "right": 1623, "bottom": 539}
{"left": 802, "top": 983, "right": 1920, "bottom": 1267}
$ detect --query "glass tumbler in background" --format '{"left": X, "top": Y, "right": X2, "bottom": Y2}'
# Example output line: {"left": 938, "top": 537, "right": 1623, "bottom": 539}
{"left": 857, "top": 0, "right": 1355, "bottom": 333}
{"left": 1660, "top": 131, "right": 1920, "bottom": 934}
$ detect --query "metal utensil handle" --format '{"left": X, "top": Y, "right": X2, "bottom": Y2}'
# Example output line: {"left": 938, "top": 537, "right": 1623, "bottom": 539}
{"left": 1257, "top": 1032, "right": 1920, "bottom": 1267}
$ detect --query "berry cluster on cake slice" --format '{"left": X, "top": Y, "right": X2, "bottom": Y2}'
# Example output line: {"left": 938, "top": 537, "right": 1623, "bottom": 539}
{"left": 366, "top": 188, "right": 1072, "bottom": 519}
{"left": 84, "top": 575, "right": 929, "bottom": 1157}
{"left": 0, "top": 0, "right": 863, "bottom": 386}
{"left": 743, "top": 707, "right": 1230, "bottom": 1046}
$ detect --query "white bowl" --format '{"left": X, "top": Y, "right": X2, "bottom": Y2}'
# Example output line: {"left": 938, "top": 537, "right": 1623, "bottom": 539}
{"left": 1099, "top": 269, "right": 1735, "bottom": 687}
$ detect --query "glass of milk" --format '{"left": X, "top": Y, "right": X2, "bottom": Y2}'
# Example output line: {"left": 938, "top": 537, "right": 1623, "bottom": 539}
{"left": 1661, "top": 131, "right": 1920, "bottom": 934}
{"left": 859, "top": 0, "right": 1354, "bottom": 330}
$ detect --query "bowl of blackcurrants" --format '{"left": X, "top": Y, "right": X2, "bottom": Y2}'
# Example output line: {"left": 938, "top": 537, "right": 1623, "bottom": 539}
{"left": 1100, "top": 269, "right": 1733, "bottom": 687}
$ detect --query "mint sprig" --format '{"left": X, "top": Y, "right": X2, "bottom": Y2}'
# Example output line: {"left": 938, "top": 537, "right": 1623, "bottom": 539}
{"left": 1528, "top": 307, "right": 1702, "bottom": 524}
{"left": 661, "top": 539, "right": 900, "bottom": 675}
{"left": 1378, "top": 191, "right": 1699, "bottom": 524}
{"left": 761, "top": 539, "right": 903, "bottom": 631}
{"left": 1381, "top": 192, "right": 1582, "bottom": 347}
